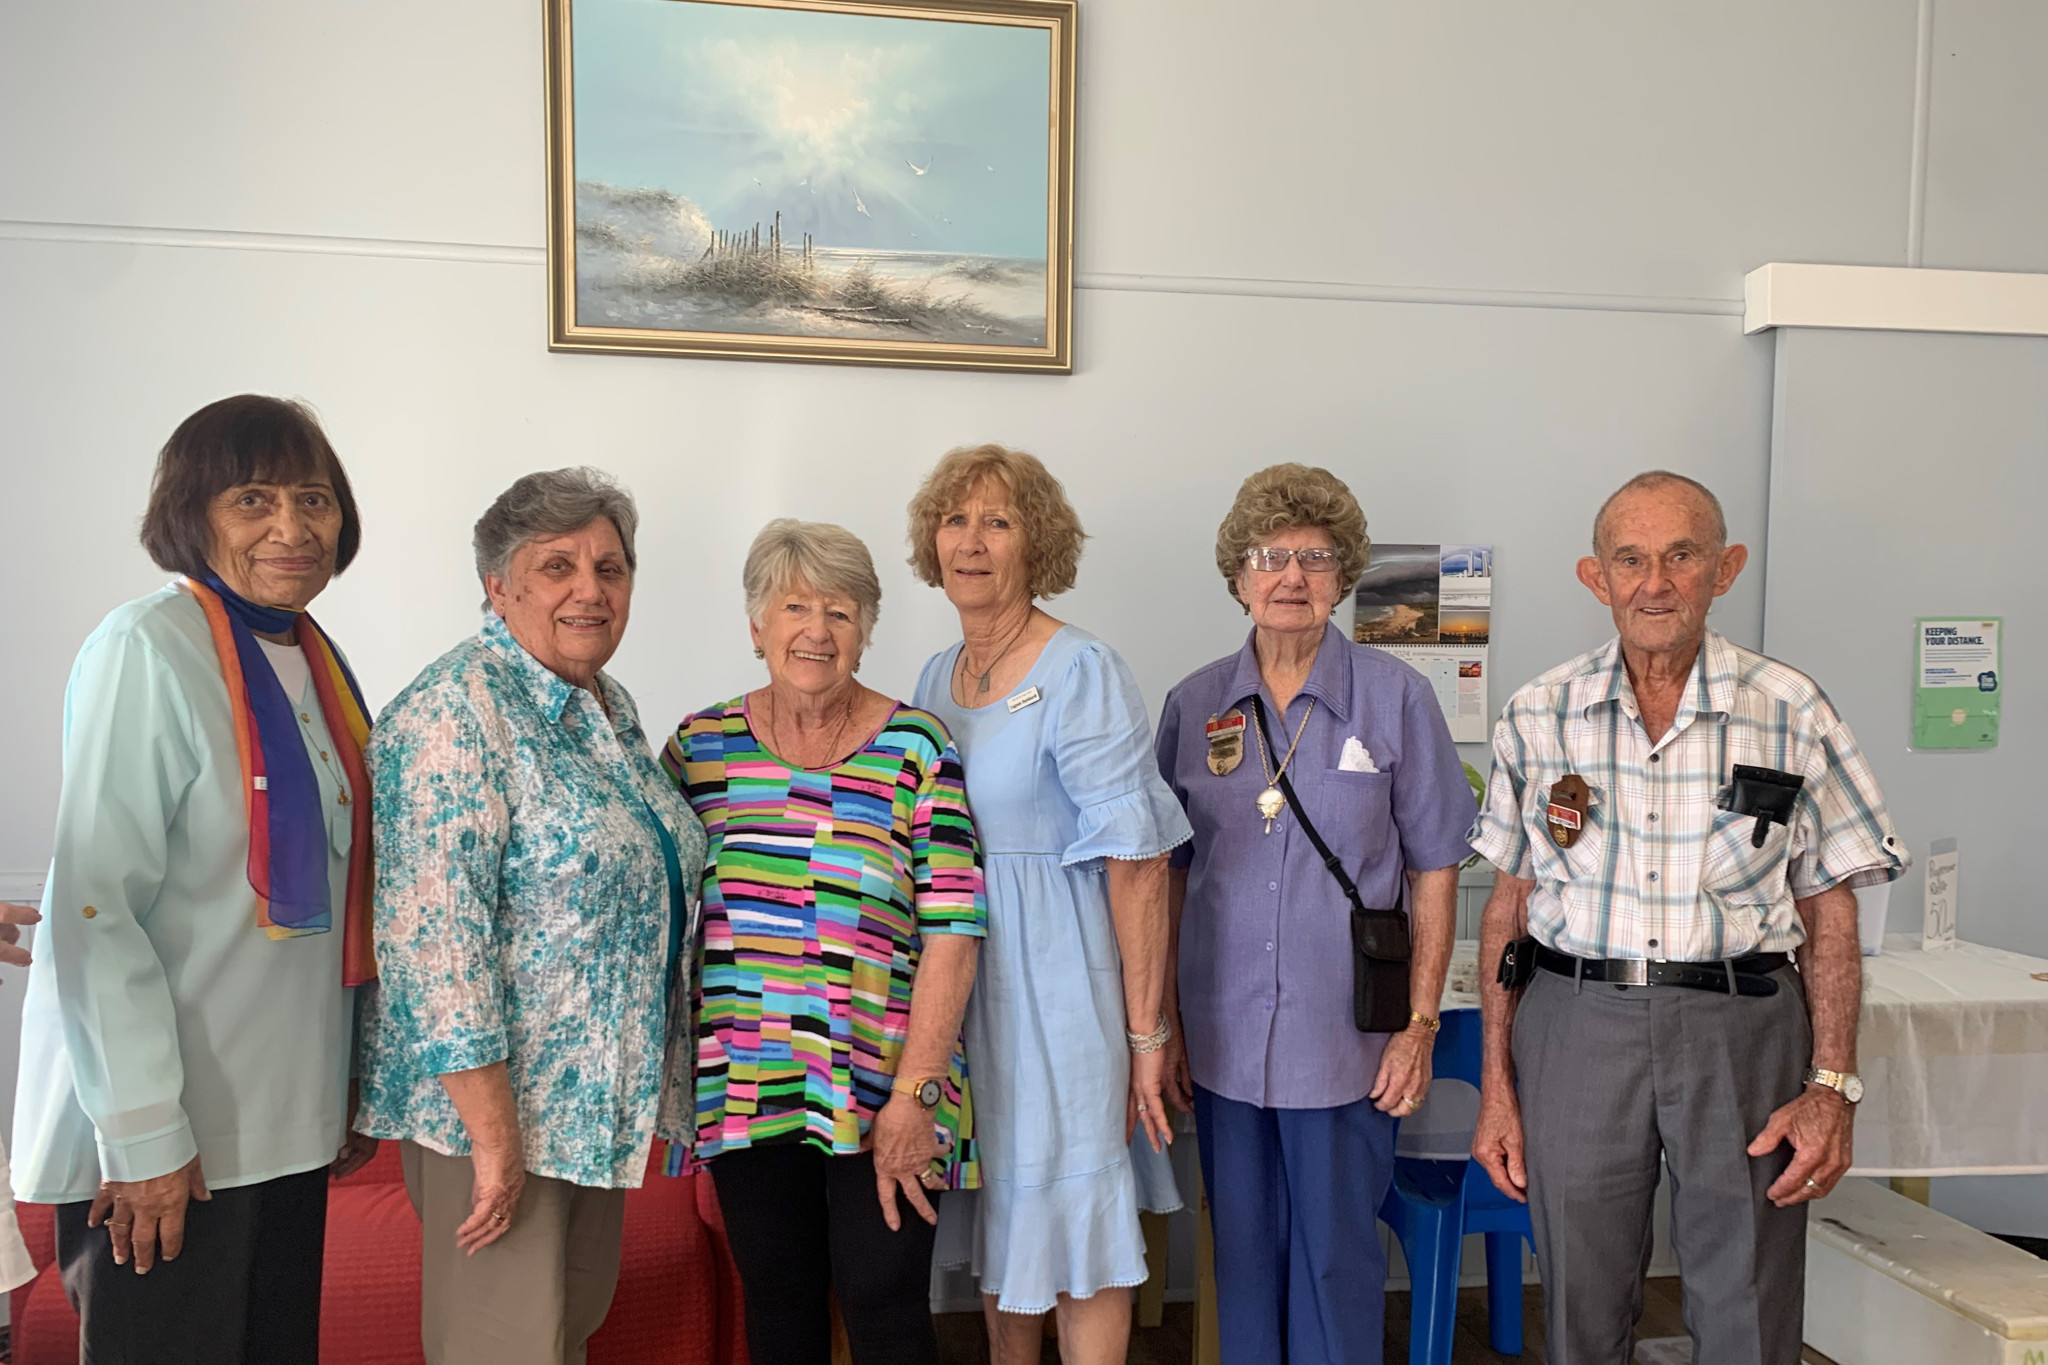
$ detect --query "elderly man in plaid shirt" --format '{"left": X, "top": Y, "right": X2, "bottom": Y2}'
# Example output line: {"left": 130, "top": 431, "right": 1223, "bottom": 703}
{"left": 1470, "top": 471, "right": 1906, "bottom": 1365}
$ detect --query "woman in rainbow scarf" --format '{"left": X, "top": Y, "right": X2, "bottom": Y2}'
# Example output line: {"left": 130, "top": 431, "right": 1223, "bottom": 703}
{"left": 12, "top": 395, "right": 378, "bottom": 1365}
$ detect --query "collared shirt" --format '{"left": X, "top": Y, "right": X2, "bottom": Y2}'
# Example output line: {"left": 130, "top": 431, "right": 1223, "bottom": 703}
{"left": 14, "top": 586, "right": 355, "bottom": 1202}
{"left": 1157, "top": 623, "right": 1477, "bottom": 1110}
{"left": 355, "top": 615, "right": 706, "bottom": 1190}
{"left": 1470, "top": 630, "right": 1906, "bottom": 963}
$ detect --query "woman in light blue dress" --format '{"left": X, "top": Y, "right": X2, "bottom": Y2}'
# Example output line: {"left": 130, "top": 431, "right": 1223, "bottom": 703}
{"left": 907, "top": 444, "right": 1190, "bottom": 1364}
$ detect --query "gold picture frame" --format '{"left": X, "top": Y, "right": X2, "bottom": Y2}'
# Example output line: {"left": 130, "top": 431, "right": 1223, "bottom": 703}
{"left": 544, "top": 0, "right": 1076, "bottom": 373}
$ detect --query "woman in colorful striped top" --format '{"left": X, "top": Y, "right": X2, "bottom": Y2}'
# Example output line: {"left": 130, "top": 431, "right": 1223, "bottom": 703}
{"left": 664, "top": 519, "right": 985, "bottom": 1365}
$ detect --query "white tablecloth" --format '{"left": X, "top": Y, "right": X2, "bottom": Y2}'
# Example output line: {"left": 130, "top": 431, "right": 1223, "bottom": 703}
{"left": 1851, "top": 933, "right": 2048, "bottom": 1177}
{"left": 1394, "top": 934, "right": 2048, "bottom": 1175}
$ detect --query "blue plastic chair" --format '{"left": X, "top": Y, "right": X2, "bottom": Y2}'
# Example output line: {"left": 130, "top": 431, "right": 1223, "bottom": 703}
{"left": 1378, "top": 1007, "right": 1534, "bottom": 1364}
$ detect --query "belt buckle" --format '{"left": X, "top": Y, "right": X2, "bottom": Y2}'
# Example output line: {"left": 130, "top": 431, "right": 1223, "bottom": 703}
{"left": 1609, "top": 959, "right": 1650, "bottom": 986}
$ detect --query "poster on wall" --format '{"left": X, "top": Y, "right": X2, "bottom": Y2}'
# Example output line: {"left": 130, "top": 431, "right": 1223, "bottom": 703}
{"left": 1352, "top": 544, "right": 1492, "bottom": 743}
{"left": 1912, "top": 617, "right": 2001, "bottom": 750}
{"left": 544, "top": 0, "right": 1076, "bottom": 373}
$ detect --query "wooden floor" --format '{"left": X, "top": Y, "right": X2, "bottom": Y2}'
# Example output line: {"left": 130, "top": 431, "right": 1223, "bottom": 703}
{"left": 933, "top": 1279, "right": 1839, "bottom": 1363}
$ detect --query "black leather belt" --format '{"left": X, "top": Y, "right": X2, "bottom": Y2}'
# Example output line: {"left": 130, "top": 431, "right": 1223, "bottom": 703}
{"left": 1533, "top": 943, "right": 1788, "bottom": 997}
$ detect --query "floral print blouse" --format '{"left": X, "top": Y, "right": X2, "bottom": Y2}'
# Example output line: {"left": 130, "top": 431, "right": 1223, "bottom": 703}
{"left": 354, "top": 615, "right": 706, "bottom": 1190}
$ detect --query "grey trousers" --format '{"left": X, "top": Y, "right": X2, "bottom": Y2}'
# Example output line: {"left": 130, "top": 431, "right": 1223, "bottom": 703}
{"left": 1513, "top": 965, "right": 1812, "bottom": 1365}
{"left": 401, "top": 1141, "right": 628, "bottom": 1365}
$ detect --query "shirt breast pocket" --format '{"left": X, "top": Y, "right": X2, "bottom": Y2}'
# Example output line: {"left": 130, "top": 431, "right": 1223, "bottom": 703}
{"left": 1525, "top": 783, "right": 1605, "bottom": 889}
{"left": 1320, "top": 768, "right": 1394, "bottom": 861}
{"left": 1701, "top": 810, "right": 1791, "bottom": 910}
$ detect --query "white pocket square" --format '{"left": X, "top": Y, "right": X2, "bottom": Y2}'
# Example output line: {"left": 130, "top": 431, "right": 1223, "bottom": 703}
{"left": 1339, "top": 736, "right": 1379, "bottom": 773}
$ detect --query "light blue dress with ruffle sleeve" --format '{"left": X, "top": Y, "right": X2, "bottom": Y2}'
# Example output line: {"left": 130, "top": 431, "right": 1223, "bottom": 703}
{"left": 915, "top": 626, "right": 1190, "bottom": 1314}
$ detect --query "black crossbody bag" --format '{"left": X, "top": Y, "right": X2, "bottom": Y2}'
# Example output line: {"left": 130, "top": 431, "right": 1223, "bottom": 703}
{"left": 1251, "top": 697, "right": 1413, "bottom": 1033}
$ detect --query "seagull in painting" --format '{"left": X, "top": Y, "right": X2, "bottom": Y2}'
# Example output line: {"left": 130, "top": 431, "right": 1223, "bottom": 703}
{"left": 853, "top": 189, "right": 871, "bottom": 217}
{"left": 941, "top": 215, "right": 953, "bottom": 224}
{"left": 752, "top": 176, "right": 763, "bottom": 186}
{"left": 906, "top": 157, "right": 932, "bottom": 175}
{"left": 986, "top": 164, "right": 995, "bottom": 172}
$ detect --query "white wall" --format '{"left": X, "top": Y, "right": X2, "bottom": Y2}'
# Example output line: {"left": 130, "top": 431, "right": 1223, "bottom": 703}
{"left": 3, "top": 0, "right": 2045, "bottom": 1243}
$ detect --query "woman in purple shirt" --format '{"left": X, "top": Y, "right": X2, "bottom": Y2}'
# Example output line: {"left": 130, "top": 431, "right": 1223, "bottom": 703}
{"left": 1154, "top": 463, "right": 1477, "bottom": 1365}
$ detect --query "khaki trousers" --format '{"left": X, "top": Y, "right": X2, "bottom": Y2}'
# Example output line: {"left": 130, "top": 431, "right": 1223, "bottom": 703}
{"left": 401, "top": 1141, "right": 628, "bottom": 1365}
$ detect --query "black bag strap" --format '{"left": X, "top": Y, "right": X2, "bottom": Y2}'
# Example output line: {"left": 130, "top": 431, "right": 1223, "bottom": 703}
{"left": 1252, "top": 694, "right": 1378, "bottom": 916}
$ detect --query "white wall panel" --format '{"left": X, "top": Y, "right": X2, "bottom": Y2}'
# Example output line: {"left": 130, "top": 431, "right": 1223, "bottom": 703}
{"left": 1921, "top": 0, "right": 2048, "bottom": 274}
{"left": 3, "top": 0, "right": 1924, "bottom": 303}
{"left": 0, "top": 1, "right": 543, "bottom": 247}
{"left": 1078, "top": 0, "right": 1919, "bottom": 299}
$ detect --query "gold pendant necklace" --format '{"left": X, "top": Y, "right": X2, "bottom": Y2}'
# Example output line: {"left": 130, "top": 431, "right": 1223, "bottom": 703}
{"left": 1252, "top": 698, "right": 1316, "bottom": 834}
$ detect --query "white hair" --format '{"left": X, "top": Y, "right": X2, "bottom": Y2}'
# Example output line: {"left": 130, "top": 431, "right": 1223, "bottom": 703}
{"left": 743, "top": 518, "right": 882, "bottom": 648}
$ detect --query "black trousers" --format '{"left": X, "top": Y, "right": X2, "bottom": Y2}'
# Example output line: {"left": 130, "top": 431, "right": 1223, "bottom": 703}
{"left": 710, "top": 1143, "right": 941, "bottom": 1365}
{"left": 57, "top": 1166, "right": 328, "bottom": 1365}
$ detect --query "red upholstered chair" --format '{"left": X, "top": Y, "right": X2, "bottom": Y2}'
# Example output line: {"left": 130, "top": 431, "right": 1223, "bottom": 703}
{"left": 10, "top": 1144, "right": 746, "bottom": 1365}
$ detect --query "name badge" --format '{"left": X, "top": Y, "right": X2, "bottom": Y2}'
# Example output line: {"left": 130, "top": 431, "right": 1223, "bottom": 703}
{"left": 1006, "top": 686, "right": 1042, "bottom": 713}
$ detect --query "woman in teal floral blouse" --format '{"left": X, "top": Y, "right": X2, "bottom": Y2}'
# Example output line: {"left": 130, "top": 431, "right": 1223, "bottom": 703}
{"left": 355, "top": 467, "right": 705, "bottom": 1365}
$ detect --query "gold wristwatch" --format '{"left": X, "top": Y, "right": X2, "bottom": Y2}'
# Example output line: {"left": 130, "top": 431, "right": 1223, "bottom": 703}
{"left": 1805, "top": 1067, "right": 1864, "bottom": 1104}
{"left": 892, "top": 1074, "right": 944, "bottom": 1109}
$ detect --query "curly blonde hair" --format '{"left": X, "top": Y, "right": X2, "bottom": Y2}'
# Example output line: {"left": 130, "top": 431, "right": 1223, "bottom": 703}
{"left": 906, "top": 444, "right": 1087, "bottom": 600}
{"left": 1214, "top": 463, "right": 1371, "bottom": 605}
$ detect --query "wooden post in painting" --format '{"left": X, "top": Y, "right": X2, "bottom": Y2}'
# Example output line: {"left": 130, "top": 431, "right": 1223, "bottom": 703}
{"left": 774, "top": 210, "right": 782, "bottom": 257}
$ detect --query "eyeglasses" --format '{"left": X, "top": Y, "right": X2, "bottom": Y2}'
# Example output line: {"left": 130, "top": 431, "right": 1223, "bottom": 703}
{"left": 1243, "top": 546, "right": 1340, "bottom": 573}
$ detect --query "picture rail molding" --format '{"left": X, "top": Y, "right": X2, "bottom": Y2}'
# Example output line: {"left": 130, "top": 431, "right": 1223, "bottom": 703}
{"left": 0, "top": 218, "right": 1747, "bottom": 320}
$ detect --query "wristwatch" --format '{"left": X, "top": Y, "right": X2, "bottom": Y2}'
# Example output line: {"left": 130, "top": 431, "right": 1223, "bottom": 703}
{"left": 892, "top": 1074, "right": 944, "bottom": 1109}
{"left": 1805, "top": 1067, "right": 1864, "bottom": 1104}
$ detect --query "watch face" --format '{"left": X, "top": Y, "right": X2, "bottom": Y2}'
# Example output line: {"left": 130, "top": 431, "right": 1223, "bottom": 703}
{"left": 1842, "top": 1074, "right": 1864, "bottom": 1104}
{"left": 917, "top": 1079, "right": 943, "bottom": 1108}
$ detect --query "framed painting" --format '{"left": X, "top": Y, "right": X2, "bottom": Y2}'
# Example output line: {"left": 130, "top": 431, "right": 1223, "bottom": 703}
{"left": 544, "top": 0, "right": 1077, "bottom": 373}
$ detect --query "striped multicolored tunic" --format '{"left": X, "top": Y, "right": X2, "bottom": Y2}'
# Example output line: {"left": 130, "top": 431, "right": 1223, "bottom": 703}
{"left": 664, "top": 699, "right": 986, "bottom": 1185}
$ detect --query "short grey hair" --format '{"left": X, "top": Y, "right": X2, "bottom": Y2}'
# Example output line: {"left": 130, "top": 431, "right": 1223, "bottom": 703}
{"left": 473, "top": 467, "right": 639, "bottom": 588}
{"left": 743, "top": 519, "right": 882, "bottom": 647}
{"left": 1592, "top": 471, "right": 1727, "bottom": 554}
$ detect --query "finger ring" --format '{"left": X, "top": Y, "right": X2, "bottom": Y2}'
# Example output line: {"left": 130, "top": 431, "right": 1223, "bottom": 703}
{"left": 107, "top": 1220, "right": 133, "bottom": 1231}
{"left": 490, "top": 1208, "right": 509, "bottom": 1223}
{"left": 1137, "top": 1103, "right": 1148, "bottom": 1113}
{"left": 1805, "top": 1178, "right": 1820, "bottom": 1190}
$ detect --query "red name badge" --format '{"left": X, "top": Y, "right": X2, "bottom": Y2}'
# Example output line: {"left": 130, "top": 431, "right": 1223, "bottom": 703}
{"left": 1207, "top": 713, "right": 1246, "bottom": 737}
{"left": 1545, "top": 803, "right": 1583, "bottom": 832}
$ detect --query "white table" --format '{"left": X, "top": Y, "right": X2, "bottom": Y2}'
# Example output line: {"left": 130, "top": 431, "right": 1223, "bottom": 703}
{"left": 1852, "top": 933, "right": 2048, "bottom": 1177}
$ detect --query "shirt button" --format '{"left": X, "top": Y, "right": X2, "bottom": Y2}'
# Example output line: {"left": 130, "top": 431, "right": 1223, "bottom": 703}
{"left": 1649, "top": 938, "right": 1660, "bottom": 949}
{"left": 319, "top": 750, "right": 330, "bottom": 761}
{"left": 1268, "top": 881, "right": 1278, "bottom": 892}
{"left": 1265, "top": 941, "right": 1275, "bottom": 952}
{"left": 81, "top": 905, "right": 97, "bottom": 919}
{"left": 1649, "top": 753, "right": 1661, "bottom": 764}
{"left": 1647, "top": 812, "right": 1658, "bottom": 822}
{"left": 300, "top": 713, "right": 312, "bottom": 724}
{"left": 1647, "top": 871, "right": 1660, "bottom": 882}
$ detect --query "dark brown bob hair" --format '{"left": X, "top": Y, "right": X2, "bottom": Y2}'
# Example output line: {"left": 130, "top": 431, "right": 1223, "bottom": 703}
{"left": 139, "top": 395, "right": 361, "bottom": 577}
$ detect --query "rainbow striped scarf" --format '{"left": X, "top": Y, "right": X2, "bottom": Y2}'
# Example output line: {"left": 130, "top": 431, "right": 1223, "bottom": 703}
{"left": 184, "top": 576, "right": 377, "bottom": 986}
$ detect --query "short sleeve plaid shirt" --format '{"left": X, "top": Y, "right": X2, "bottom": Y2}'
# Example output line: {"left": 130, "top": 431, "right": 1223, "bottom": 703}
{"left": 1470, "top": 631, "right": 1907, "bottom": 962}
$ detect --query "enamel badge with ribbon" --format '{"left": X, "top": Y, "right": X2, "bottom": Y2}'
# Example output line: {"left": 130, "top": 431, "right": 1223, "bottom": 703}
{"left": 1546, "top": 774, "right": 1591, "bottom": 849}
{"left": 1206, "top": 710, "right": 1246, "bottom": 776}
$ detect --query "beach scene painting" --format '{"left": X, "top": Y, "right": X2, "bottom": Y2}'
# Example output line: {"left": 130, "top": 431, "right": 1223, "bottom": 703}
{"left": 546, "top": 0, "right": 1075, "bottom": 371}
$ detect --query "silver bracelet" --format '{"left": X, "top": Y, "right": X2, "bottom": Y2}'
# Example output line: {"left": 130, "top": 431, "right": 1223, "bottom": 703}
{"left": 1127, "top": 1012, "right": 1171, "bottom": 1054}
